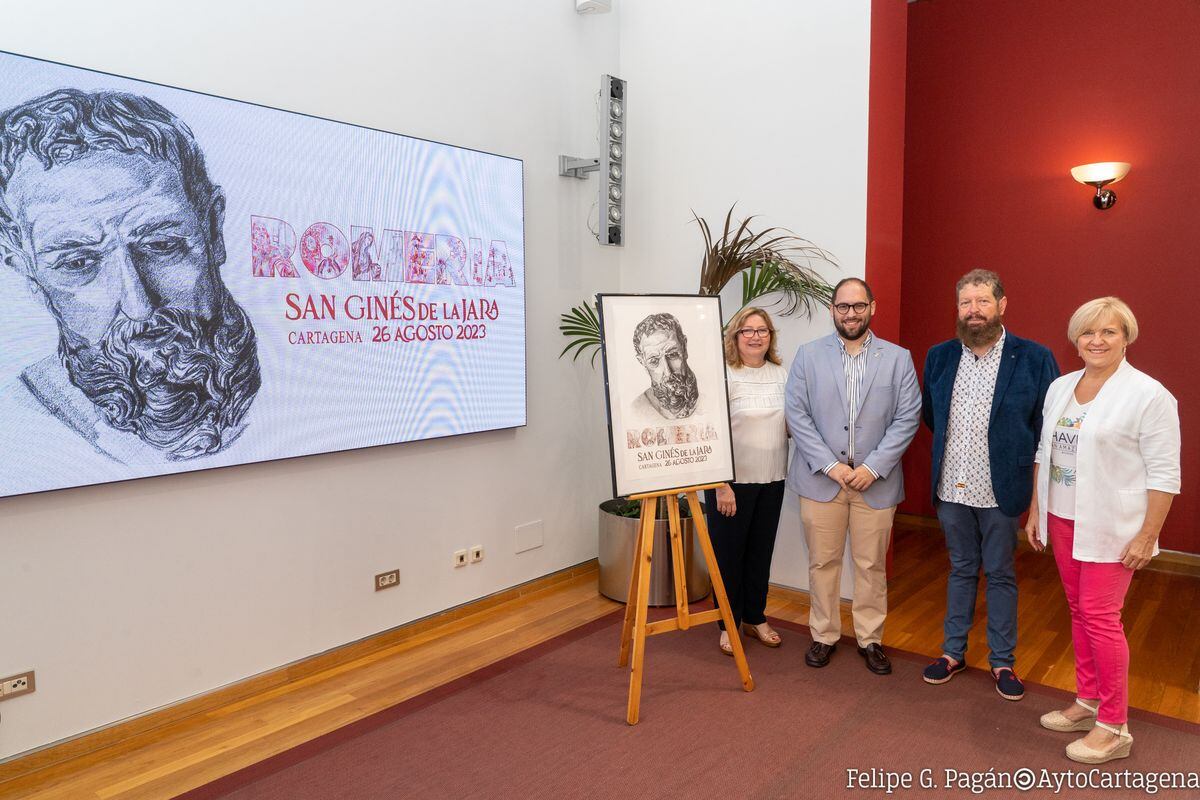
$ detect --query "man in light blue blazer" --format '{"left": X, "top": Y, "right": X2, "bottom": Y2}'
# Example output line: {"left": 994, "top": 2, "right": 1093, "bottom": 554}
{"left": 786, "top": 278, "right": 921, "bottom": 675}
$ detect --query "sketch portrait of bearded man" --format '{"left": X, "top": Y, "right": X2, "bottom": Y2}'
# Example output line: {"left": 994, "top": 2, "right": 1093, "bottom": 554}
{"left": 626, "top": 312, "right": 705, "bottom": 425}
{"left": 0, "top": 88, "right": 260, "bottom": 467}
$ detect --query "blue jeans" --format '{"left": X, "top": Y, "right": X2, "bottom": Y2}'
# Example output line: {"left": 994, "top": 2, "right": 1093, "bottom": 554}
{"left": 936, "top": 501, "right": 1019, "bottom": 668}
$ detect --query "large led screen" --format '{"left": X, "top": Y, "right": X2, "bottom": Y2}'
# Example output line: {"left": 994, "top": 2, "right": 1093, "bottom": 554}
{"left": 0, "top": 50, "right": 525, "bottom": 499}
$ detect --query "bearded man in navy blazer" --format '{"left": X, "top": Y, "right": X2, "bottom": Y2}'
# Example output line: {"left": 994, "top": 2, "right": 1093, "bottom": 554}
{"left": 920, "top": 269, "right": 1058, "bottom": 701}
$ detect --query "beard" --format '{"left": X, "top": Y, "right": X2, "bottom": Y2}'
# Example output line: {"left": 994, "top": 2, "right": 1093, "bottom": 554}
{"left": 650, "top": 367, "right": 699, "bottom": 418}
{"left": 957, "top": 313, "right": 1003, "bottom": 349}
{"left": 834, "top": 313, "right": 872, "bottom": 341}
{"left": 55, "top": 290, "right": 261, "bottom": 461}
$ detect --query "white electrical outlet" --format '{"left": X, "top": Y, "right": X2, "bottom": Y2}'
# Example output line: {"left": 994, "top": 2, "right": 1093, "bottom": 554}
{"left": 453, "top": 549, "right": 468, "bottom": 567}
{"left": 469, "top": 545, "right": 484, "bottom": 563}
{"left": 0, "top": 671, "right": 35, "bottom": 701}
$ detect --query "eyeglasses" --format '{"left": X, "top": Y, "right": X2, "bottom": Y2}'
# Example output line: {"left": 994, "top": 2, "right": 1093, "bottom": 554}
{"left": 833, "top": 302, "right": 870, "bottom": 315}
{"left": 737, "top": 327, "right": 771, "bottom": 339}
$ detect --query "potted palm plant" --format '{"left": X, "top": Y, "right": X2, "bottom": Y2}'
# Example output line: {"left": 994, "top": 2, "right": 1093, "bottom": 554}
{"left": 596, "top": 496, "right": 711, "bottom": 605}
{"left": 559, "top": 205, "right": 837, "bottom": 364}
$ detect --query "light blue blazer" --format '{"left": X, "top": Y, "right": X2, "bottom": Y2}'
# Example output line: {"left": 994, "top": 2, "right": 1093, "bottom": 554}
{"left": 785, "top": 333, "right": 921, "bottom": 509}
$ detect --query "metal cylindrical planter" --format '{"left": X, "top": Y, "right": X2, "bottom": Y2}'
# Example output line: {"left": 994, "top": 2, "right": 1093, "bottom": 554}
{"left": 597, "top": 499, "right": 712, "bottom": 606}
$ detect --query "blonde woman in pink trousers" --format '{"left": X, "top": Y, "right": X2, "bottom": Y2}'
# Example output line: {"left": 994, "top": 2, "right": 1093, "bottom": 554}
{"left": 1025, "top": 297, "right": 1180, "bottom": 764}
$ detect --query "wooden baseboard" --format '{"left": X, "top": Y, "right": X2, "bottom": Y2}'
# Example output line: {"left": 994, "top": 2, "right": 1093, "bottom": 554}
{"left": 0, "top": 559, "right": 599, "bottom": 783}
{"left": 768, "top": 583, "right": 813, "bottom": 608}
{"left": 894, "top": 512, "right": 941, "bottom": 530}
{"left": 1148, "top": 549, "right": 1200, "bottom": 578}
{"left": 767, "top": 583, "right": 854, "bottom": 612}
{"left": 895, "top": 512, "right": 1200, "bottom": 578}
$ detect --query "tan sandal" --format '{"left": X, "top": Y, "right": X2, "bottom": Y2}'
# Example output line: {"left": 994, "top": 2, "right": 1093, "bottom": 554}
{"left": 1066, "top": 721, "right": 1132, "bottom": 764}
{"left": 1040, "top": 698, "right": 1098, "bottom": 732}
{"left": 741, "top": 622, "right": 781, "bottom": 648}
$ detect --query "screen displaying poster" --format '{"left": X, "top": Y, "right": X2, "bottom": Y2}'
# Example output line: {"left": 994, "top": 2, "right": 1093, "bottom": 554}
{"left": 598, "top": 294, "right": 734, "bottom": 497}
{"left": 0, "top": 50, "right": 525, "bottom": 499}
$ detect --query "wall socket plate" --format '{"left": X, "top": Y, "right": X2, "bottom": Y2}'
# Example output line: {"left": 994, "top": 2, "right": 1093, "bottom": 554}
{"left": 374, "top": 569, "right": 400, "bottom": 591}
{"left": 0, "top": 671, "right": 35, "bottom": 701}
{"left": 515, "top": 520, "right": 544, "bottom": 554}
{"left": 469, "top": 545, "right": 484, "bottom": 563}
{"left": 453, "top": 549, "right": 468, "bottom": 567}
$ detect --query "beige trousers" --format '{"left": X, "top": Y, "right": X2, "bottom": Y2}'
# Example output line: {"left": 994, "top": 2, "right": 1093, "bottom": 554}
{"left": 799, "top": 487, "right": 896, "bottom": 647}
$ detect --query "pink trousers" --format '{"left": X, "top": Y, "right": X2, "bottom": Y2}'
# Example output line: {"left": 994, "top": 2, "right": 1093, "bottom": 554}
{"left": 1048, "top": 513, "right": 1135, "bottom": 724}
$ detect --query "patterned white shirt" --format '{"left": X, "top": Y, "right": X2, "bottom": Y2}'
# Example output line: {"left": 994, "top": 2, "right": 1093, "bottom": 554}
{"left": 937, "top": 329, "right": 1006, "bottom": 507}
{"left": 823, "top": 332, "right": 879, "bottom": 478}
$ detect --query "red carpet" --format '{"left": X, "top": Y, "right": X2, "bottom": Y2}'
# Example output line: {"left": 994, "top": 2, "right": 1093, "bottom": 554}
{"left": 180, "top": 612, "right": 1199, "bottom": 800}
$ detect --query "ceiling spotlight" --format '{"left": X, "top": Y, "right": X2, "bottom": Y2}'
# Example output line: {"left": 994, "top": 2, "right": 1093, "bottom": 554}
{"left": 609, "top": 142, "right": 623, "bottom": 161}
{"left": 610, "top": 99, "right": 623, "bottom": 119}
{"left": 609, "top": 164, "right": 622, "bottom": 181}
{"left": 610, "top": 121, "right": 623, "bottom": 139}
{"left": 609, "top": 184, "right": 622, "bottom": 202}
{"left": 608, "top": 206, "right": 622, "bottom": 223}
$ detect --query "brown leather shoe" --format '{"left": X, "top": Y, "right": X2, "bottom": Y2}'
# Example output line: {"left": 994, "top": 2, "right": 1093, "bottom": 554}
{"left": 805, "top": 641, "right": 836, "bottom": 668}
{"left": 857, "top": 643, "right": 892, "bottom": 675}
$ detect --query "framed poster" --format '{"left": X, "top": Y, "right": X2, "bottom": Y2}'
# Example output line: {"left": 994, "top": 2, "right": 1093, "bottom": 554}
{"left": 597, "top": 294, "right": 734, "bottom": 497}
{"left": 0, "top": 49, "right": 525, "bottom": 499}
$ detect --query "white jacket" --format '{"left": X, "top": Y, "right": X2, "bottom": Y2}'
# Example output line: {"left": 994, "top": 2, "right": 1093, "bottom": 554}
{"left": 1034, "top": 360, "right": 1180, "bottom": 562}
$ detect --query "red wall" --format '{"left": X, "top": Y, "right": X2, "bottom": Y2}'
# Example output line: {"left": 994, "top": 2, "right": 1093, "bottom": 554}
{"left": 867, "top": 0, "right": 908, "bottom": 576}
{"left": 898, "top": 0, "right": 1199, "bottom": 553}
{"left": 865, "top": 0, "right": 908, "bottom": 343}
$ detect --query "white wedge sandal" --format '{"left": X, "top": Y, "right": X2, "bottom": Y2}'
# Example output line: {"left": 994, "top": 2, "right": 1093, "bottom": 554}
{"left": 1065, "top": 721, "right": 1132, "bottom": 764}
{"left": 1039, "top": 698, "right": 1097, "bottom": 732}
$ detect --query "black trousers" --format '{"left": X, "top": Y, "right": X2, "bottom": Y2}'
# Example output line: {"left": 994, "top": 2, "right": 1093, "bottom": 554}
{"left": 703, "top": 480, "right": 785, "bottom": 631}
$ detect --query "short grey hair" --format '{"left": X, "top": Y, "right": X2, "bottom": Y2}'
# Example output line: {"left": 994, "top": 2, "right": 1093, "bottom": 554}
{"left": 956, "top": 268, "right": 1004, "bottom": 301}
{"left": 632, "top": 313, "right": 687, "bottom": 359}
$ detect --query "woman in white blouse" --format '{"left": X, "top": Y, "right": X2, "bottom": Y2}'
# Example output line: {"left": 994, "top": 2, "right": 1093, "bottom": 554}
{"left": 1024, "top": 297, "right": 1180, "bottom": 764}
{"left": 705, "top": 307, "right": 789, "bottom": 656}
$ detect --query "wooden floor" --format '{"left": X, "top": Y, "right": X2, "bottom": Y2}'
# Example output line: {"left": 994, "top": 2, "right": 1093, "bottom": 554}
{"left": 2, "top": 521, "right": 1196, "bottom": 799}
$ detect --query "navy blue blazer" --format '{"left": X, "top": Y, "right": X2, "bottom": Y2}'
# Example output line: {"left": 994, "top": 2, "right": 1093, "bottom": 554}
{"left": 922, "top": 332, "right": 1059, "bottom": 517}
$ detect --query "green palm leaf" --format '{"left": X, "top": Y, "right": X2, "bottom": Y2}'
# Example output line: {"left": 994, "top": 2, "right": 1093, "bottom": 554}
{"left": 558, "top": 302, "right": 602, "bottom": 366}
{"left": 694, "top": 205, "right": 837, "bottom": 318}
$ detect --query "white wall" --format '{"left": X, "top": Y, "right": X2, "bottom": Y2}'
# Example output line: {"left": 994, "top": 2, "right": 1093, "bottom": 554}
{"left": 617, "top": 1, "right": 872, "bottom": 593}
{"left": 0, "top": 0, "right": 620, "bottom": 760}
{"left": 0, "top": 0, "right": 875, "bottom": 760}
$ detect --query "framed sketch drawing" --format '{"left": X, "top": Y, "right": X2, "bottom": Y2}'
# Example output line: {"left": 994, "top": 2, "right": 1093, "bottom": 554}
{"left": 597, "top": 294, "right": 734, "bottom": 497}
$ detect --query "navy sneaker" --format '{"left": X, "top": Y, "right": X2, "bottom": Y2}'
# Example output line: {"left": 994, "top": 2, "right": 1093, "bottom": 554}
{"left": 993, "top": 668, "right": 1025, "bottom": 701}
{"left": 922, "top": 656, "right": 966, "bottom": 684}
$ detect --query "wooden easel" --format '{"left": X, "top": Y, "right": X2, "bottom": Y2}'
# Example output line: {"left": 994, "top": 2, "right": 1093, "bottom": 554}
{"left": 616, "top": 483, "right": 755, "bottom": 725}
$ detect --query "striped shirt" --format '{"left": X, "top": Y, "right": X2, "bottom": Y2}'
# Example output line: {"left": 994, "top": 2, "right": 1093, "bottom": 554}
{"left": 823, "top": 332, "right": 879, "bottom": 478}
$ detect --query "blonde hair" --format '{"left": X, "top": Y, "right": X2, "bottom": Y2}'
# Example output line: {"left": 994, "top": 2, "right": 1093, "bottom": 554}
{"left": 723, "top": 307, "right": 781, "bottom": 367}
{"left": 1067, "top": 296, "right": 1139, "bottom": 345}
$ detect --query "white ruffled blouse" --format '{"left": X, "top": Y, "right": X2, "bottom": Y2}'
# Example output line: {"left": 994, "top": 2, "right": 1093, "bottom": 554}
{"left": 727, "top": 361, "right": 789, "bottom": 484}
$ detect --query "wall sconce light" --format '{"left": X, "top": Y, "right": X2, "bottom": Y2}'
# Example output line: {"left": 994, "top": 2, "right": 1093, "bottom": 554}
{"left": 1070, "top": 162, "right": 1131, "bottom": 210}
